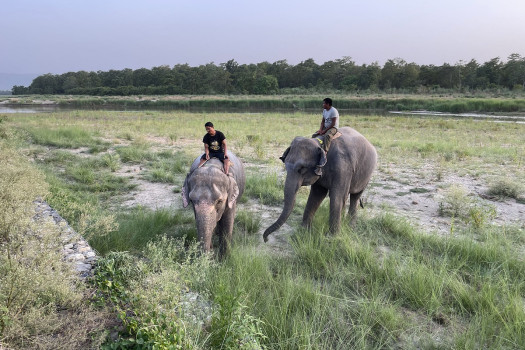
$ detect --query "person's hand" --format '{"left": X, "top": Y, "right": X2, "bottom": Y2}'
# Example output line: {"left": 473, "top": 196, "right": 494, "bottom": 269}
{"left": 205, "top": 153, "right": 210, "bottom": 160}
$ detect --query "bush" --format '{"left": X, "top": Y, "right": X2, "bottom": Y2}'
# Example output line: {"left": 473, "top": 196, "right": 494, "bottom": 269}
{"left": 0, "top": 136, "right": 110, "bottom": 349}
{"left": 487, "top": 178, "right": 524, "bottom": 199}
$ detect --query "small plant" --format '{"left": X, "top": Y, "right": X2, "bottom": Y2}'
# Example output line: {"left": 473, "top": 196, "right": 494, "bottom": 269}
{"left": 101, "top": 153, "right": 121, "bottom": 172}
{"left": 438, "top": 184, "right": 496, "bottom": 228}
{"left": 208, "top": 286, "right": 266, "bottom": 349}
{"left": 235, "top": 210, "right": 261, "bottom": 235}
{"left": 245, "top": 172, "right": 283, "bottom": 206}
{"left": 487, "top": 178, "right": 523, "bottom": 199}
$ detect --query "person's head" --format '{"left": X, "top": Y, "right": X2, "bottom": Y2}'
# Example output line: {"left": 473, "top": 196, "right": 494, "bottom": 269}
{"left": 205, "top": 121, "right": 215, "bottom": 135}
{"left": 323, "top": 98, "right": 333, "bottom": 109}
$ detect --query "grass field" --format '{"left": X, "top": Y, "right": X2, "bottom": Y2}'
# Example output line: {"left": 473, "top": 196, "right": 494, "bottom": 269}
{"left": 1, "top": 105, "right": 524, "bottom": 349}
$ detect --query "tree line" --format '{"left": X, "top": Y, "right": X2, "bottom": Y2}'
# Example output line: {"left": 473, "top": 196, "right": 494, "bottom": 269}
{"left": 11, "top": 54, "right": 525, "bottom": 95}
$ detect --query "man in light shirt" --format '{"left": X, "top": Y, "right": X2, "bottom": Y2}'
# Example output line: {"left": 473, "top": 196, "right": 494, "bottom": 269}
{"left": 312, "top": 97, "right": 339, "bottom": 152}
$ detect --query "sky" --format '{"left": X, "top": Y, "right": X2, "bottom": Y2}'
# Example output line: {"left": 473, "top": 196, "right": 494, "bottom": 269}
{"left": 1, "top": 0, "right": 524, "bottom": 83}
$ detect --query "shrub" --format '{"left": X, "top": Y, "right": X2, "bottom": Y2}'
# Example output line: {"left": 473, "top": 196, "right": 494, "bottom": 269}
{"left": 438, "top": 184, "right": 496, "bottom": 228}
{"left": 487, "top": 178, "right": 524, "bottom": 199}
{"left": 0, "top": 136, "right": 110, "bottom": 349}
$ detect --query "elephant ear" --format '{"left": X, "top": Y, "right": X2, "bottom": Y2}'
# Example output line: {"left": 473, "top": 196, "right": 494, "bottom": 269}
{"left": 227, "top": 176, "right": 240, "bottom": 209}
{"left": 181, "top": 173, "right": 190, "bottom": 208}
{"left": 279, "top": 147, "right": 291, "bottom": 163}
{"left": 317, "top": 147, "right": 327, "bottom": 168}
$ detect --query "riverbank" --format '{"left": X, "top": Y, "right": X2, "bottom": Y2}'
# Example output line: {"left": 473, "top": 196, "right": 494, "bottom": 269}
{"left": 2, "top": 93, "right": 525, "bottom": 114}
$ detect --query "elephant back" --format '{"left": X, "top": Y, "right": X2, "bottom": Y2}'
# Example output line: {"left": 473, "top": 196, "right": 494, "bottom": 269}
{"left": 189, "top": 151, "right": 246, "bottom": 195}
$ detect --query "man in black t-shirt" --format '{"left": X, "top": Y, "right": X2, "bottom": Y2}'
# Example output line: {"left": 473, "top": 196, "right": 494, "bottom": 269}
{"left": 197, "top": 122, "right": 230, "bottom": 175}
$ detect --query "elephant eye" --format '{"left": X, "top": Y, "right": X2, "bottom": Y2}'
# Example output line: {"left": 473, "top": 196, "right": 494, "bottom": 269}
{"left": 299, "top": 167, "right": 308, "bottom": 175}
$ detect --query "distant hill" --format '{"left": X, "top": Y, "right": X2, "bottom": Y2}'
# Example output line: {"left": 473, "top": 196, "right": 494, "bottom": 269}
{"left": 0, "top": 73, "right": 40, "bottom": 91}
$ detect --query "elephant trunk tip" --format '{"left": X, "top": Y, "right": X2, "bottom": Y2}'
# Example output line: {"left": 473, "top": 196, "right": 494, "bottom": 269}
{"left": 263, "top": 223, "right": 281, "bottom": 242}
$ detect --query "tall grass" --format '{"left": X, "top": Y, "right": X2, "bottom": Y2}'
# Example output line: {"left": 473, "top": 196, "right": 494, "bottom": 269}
{"left": 90, "top": 207, "right": 196, "bottom": 255}
{"left": 0, "top": 131, "right": 111, "bottom": 349}
{"left": 4, "top": 104, "right": 524, "bottom": 348}
{"left": 245, "top": 172, "right": 284, "bottom": 205}
{"left": 25, "top": 125, "right": 107, "bottom": 148}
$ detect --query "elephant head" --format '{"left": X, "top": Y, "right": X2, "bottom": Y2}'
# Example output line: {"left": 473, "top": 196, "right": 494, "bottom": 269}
{"left": 182, "top": 162, "right": 240, "bottom": 252}
{"left": 263, "top": 137, "right": 326, "bottom": 242}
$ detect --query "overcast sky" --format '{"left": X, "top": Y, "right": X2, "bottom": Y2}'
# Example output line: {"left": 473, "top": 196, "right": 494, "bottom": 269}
{"left": 1, "top": 0, "right": 524, "bottom": 76}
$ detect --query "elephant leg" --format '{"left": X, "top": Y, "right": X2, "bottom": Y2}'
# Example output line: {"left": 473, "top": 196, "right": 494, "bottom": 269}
{"left": 348, "top": 190, "right": 364, "bottom": 225}
{"left": 328, "top": 190, "right": 347, "bottom": 235}
{"left": 217, "top": 208, "right": 235, "bottom": 257}
{"left": 302, "top": 184, "right": 328, "bottom": 228}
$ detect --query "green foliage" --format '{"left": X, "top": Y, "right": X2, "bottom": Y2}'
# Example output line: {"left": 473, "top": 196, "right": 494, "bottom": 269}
{"left": 235, "top": 210, "right": 262, "bottom": 235}
{"left": 90, "top": 208, "right": 196, "bottom": 255}
{"left": 244, "top": 172, "right": 284, "bottom": 205}
{"left": 144, "top": 151, "right": 192, "bottom": 183}
{"left": 115, "top": 144, "right": 157, "bottom": 163}
{"left": 15, "top": 54, "right": 525, "bottom": 96}
{"left": 487, "top": 177, "right": 524, "bottom": 199}
{"left": 208, "top": 285, "right": 267, "bottom": 349}
{"left": 26, "top": 126, "right": 107, "bottom": 148}
{"left": 94, "top": 238, "right": 216, "bottom": 349}
{"left": 438, "top": 184, "right": 497, "bottom": 228}
{"left": 101, "top": 152, "right": 121, "bottom": 172}
{"left": 0, "top": 134, "right": 109, "bottom": 349}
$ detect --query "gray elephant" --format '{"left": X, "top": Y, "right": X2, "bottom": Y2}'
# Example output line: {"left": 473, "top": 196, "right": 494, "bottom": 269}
{"left": 263, "top": 127, "right": 377, "bottom": 242}
{"left": 182, "top": 152, "right": 245, "bottom": 256}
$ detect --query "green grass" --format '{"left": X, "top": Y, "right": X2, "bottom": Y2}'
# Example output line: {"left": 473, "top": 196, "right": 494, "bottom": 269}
{"left": 144, "top": 151, "right": 192, "bottom": 183}
{"left": 90, "top": 207, "right": 196, "bottom": 255}
{"left": 3, "top": 103, "right": 525, "bottom": 349}
{"left": 487, "top": 178, "right": 524, "bottom": 199}
{"left": 244, "top": 172, "right": 284, "bottom": 206}
{"left": 25, "top": 125, "right": 107, "bottom": 148}
{"left": 115, "top": 144, "right": 157, "bottom": 163}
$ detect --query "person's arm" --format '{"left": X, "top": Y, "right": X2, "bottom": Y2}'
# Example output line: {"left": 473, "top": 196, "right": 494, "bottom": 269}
{"left": 317, "top": 118, "right": 325, "bottom": 134}
{"left": 222, "top": 139, "right": 227, "bottom": 157}
{"left": 204, "top": 143, "right": 210, "bottom": 159}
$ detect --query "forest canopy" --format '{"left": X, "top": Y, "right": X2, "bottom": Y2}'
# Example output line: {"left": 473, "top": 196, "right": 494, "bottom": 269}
{"left": 11, "top": 54, "right": 525, "bottom": 95}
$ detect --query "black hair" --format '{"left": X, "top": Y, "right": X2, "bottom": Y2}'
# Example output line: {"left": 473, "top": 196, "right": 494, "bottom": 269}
{"left": 323, "top": 98, "right": 333, "bottom": 106}
{"left": 205, "top": 122, "right": 214, "bottom": 127}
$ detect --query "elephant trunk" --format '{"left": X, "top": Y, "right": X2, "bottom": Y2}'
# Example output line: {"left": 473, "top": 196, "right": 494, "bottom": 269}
{"left": 263, "top": 174, "right": 301, "bottom": 242}
{"left": 194, "top": 203, "right": 217, "bottom": 252}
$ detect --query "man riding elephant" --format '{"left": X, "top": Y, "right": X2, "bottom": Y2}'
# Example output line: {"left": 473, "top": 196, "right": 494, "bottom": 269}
{"left": 312, "top": 97, "right": 339, "bottom": 153}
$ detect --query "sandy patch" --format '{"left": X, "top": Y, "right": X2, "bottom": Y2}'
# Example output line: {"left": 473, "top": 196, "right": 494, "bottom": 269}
{"left": 115, "top": 164, "right": 182, "bottom": 210}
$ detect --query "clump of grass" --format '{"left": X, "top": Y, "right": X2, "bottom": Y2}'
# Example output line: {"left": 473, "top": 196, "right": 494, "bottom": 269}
{"left": 410, "top": 187, "right": 431, "bottom": 193}
{"left": 438, "top": 184, "right": 496, "bottom": 228}
{"left": 244, "top": 172, "right": 283, "bottom": 205}
{"left": 234, "top": 209, "right": 261, "bottom": 235}
{"left": 26, "top": 126, "right": 106, "bottom": 148}
{"left": 100, "top": 152, "right": 121, "bottom": 172}
{"left": 0, "top": 136, "right": 110, "bottom": 349}
{"left": 90, "top": 208, "right": 195, "bottom": 255}
{"left": 487, "top": 178, "right": 523, "bottom": 199}
{"left": 92, "top": 237, "right": 216, "bottom": 349}
{"left": 115, "top": 144, "right": 157, "bottom": 163}
{"left": 144, "top": 151, "right": 192, "bottom": 183}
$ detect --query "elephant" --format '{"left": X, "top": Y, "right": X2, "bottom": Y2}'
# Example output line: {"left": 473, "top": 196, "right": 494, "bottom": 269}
{"left": 182, "top": 152, "right": 245, "bottom": 256}
{"left": 263, "top": 127, "right": 377, "bottom": 242}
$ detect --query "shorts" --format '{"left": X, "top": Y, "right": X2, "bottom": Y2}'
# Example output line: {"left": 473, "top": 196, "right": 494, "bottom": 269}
{"left": 201, "top": 152, "right": 228, "bottom": 162}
